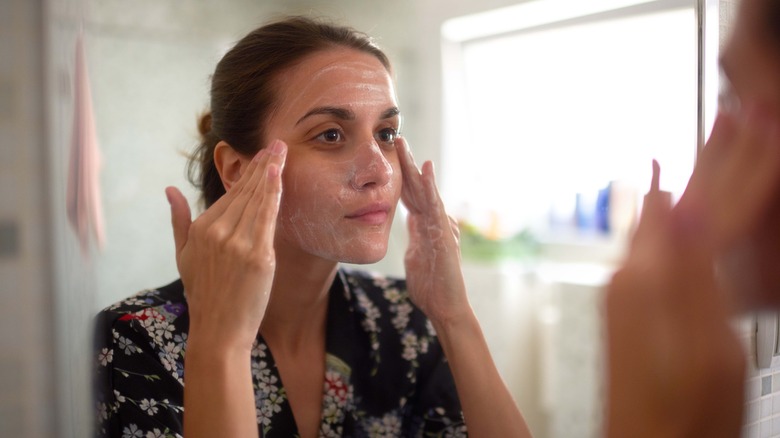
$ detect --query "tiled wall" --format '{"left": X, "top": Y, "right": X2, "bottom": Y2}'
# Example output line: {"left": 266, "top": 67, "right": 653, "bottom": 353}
{"left": 740, "top": 317, "right": 780, "bottom": 438}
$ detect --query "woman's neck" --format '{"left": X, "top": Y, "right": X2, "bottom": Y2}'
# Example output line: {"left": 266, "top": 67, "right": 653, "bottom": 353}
{"left": 259, "top": 246, "right": 338, "bottom": 353}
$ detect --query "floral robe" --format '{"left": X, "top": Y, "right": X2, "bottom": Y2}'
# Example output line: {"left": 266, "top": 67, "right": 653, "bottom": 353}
{"left": 93, "top": 268, "right": 467, "bottom": 437}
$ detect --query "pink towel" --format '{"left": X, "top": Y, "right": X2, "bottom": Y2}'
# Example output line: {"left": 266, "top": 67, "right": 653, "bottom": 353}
{"left": 66, "top": 31, "right": 105, "bottom": 258}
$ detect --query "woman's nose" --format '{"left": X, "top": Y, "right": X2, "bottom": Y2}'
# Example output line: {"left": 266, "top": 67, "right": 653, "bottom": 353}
{"left": 351, "top": 140, "right": 393, "bottom": 190}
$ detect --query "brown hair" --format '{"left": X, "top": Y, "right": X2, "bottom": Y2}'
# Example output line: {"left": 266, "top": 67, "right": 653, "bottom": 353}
{"left": 188, "top": 16, "right": 392, "bottom": 208}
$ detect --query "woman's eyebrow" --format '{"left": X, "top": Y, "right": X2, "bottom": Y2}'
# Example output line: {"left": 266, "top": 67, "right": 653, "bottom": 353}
{"left": 381, "top": 107, "right": 400, "bottom": 120}
{"left": 296, "top": 106, "right": 400, "bottom": 125}
{"left": 296, "top": 107, "right": 355, "bottom": 125}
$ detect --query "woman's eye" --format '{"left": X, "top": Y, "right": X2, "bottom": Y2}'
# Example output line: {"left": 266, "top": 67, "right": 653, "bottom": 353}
{"left": 376, "top": 128, "right": 398, "bottom": 144}
{"left": 316, "top": 129, "right": 343, "bottom": 143}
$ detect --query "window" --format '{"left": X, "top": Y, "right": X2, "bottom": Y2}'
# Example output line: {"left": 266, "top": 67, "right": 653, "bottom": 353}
{"left": 441, "top": 0, "right": 711, "bottom": 251}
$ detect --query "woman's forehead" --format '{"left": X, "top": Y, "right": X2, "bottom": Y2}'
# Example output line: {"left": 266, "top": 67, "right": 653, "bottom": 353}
{"left": 274, "top": 49, "right": 397, "bottom": 119}
{"left": 285, "top": 48, "right": 390, "bottom": 86}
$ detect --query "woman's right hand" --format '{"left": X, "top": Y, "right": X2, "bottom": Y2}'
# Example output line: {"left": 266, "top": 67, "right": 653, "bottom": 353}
{"left": 165, "top": 140, "right": 287, "bottom": 352}
{"left": 605, "top": 161, "right": 746, "bottom": 437}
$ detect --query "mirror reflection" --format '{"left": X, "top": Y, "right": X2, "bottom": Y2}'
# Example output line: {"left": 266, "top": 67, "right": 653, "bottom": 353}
{"left": 3, "top": 0, "right": 734, "bottom": 437}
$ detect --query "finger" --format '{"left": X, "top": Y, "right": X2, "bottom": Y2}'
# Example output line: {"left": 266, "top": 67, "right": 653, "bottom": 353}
{"left": 650, "top": 159, "right": 660, "bottom": 193}
{"left": 395, "top": 137, "right": 427, "bottom": 213}
{"left": 448, "top": 215, "right": 461, "bottom": 242}
{"left": 421, "top": 160, "right": 457, "bottom": 230}
{"left": 234, "top": 140, "right": 287, "bottom": 242}
{"left": 166, "top": 186, "right": 192, "bottom": 256}
{"left": 206, "top": 147, "right": 273, "bottom": 237}
{"left": 642, "top": 160, "right": 672, "bottom": 220}
{"left": 420, "top": 161, "right": 440, "bottom": 207}
{"left": 200, "top": 147, "right": 270, "bottom": 223}
{"left": 395, "top": 136, "right": 422, "bottom": 177}
{"left": 397, "top": 137, "right": 424, "bottom": 211}
{"left": 630, "top": 162, "right": 672, "bottom": 255}
{"left": 254, "top": 159, "right": 285, "bottom": 244}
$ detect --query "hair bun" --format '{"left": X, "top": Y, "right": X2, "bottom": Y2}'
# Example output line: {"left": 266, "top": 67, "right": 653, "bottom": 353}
{"left": 197, "top": 111, "right": 213, "bottom": 138}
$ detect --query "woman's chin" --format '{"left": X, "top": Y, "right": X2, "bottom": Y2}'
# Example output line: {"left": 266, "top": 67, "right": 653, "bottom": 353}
{"left": 339, "top": 245, "right": 389, "bottom": 265}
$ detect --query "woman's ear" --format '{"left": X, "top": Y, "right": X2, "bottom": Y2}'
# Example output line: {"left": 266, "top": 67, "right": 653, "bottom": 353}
{"left": 213, "top": 141, "right": 247, "bottom": 192}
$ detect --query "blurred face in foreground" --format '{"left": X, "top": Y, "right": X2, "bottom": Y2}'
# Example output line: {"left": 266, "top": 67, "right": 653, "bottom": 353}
{"left": 717, "top": 0, "right": 780, "bottom": 307}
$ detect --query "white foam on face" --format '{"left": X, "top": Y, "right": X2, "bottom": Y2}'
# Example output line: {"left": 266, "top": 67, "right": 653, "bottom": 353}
{"left": 265, "top": 48, "right": 403, "bottom": 264}
{"left": 275, "top": 143, "right": 401, "bottom": 264}
{"left": 272, "top": 54, "right": 397, "bottom": 123}
{"left": 351, "top": 142, "right": 393, "bottom": 188}
{"left": 277, "top": 172, "right": 399, "bottom": 264}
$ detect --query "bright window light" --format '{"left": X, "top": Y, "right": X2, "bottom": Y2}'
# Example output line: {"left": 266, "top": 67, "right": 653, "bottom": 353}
{"left": 442, "top": 2, "right": 697, "bottom": 241}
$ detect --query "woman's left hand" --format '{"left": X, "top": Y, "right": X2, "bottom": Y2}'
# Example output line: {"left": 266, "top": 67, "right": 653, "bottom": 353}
{"left": 395, "top": 137, "right": 469, "bottom": 325}
{"left": 395, "top": 138, "right": 533, "bottom": 437}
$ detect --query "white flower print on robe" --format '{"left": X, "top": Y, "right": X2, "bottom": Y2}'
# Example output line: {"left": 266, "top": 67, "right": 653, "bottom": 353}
{"left": 94, "top": 269, "right": 466, "bottom": 437}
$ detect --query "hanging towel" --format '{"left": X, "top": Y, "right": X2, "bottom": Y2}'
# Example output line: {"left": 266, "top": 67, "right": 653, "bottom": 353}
{"left": 66, "top": 30, "right": 105, "bottom": 258}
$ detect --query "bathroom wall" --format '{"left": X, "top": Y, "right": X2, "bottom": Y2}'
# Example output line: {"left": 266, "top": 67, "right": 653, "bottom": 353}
{"left": 0, "top": 0, "right": 56, "bottom": 437}
{"left": 740, "top": 317, "right": 780, "bottom": 438}
{"left": 2, "top": 1, "right": 104, "bottom": 435}
{"left": 46, "top": 0, "right": 107, "bottom": 435}
{"left": 86, "top": 0, "right": 422, "bottom": 310}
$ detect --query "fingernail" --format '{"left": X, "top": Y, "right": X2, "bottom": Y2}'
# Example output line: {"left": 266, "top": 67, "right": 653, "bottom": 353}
{"left": 650, "top": 159, "right": 660, "bottom": 192}
{"left": 271, "top": 140, "right": 285, "bottom": 155}
{"left": 165, "top": 188, "right": 173, "bottom": 206}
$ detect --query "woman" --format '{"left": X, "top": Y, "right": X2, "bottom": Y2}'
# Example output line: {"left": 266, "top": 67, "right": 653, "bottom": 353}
{"left": 93, "top": 16, "right": 531, "bottom": 438}
{"left": 605, "top": 0, "right": 780, "bottom": 435}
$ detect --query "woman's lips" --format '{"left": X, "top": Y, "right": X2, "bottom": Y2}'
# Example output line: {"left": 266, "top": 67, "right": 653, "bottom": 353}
{"left": 345, "top": 203, "right": 391, "bottom": 225}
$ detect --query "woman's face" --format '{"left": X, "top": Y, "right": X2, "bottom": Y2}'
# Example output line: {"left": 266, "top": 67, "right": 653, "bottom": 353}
{"left": 718, "top": 0, "right": 780, "bottom": 307}
{"left": 264, "top": 47, "right": 402, "bottom": 264}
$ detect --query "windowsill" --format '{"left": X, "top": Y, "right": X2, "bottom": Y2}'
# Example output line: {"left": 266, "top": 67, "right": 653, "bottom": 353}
{"left": 535, "top": 229, "right": 627, "bottom": 266}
